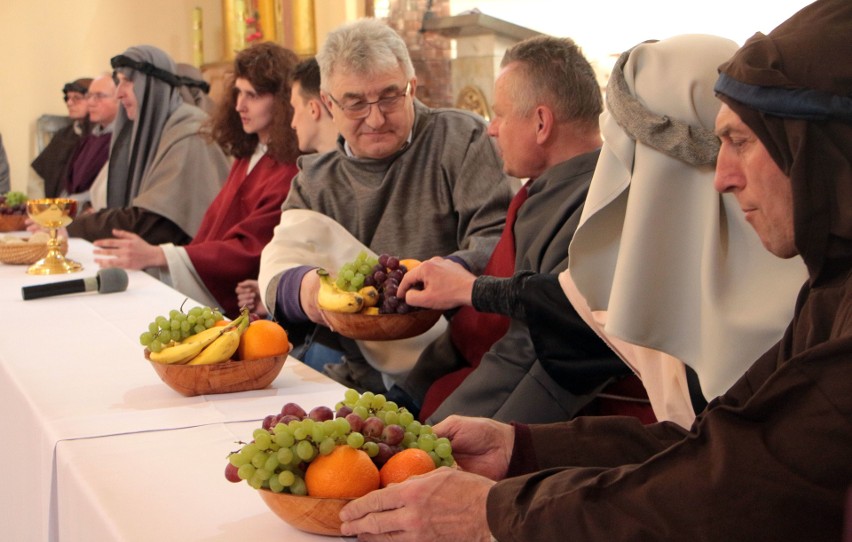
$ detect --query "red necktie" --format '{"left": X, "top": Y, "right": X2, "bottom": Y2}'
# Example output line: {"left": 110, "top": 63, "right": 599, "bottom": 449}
{"left": 449, "top": 184, "right": 529, "bottom": 366}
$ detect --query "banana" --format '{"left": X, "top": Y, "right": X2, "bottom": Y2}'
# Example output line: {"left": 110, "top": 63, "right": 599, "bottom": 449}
{"left": 187, "top": 327, "right": 241, "bottom": 365}
{"left": 186, "top": 309, "right": 250, "bottom": 365}
{"left": 316, "top": 268, "right": 364, "bottom": 313}
{"left": 148, "top": 340, "right": 207, "bottom": 364}
{"left": 359, "top": 286, "right": 380, "bottom": 308}
{"left": 148, "top": 325, "right": 227, "bottom": 364}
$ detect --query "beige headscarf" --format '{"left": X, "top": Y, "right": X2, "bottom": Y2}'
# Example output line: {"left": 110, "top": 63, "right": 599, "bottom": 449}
{"left": 562, "top": 35, "right": 807, "bottom": 427}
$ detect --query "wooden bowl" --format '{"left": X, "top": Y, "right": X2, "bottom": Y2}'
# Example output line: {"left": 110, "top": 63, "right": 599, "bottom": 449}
{"left": 257, "top": 489, "right": 349, "bottom": 536}
{"left": 321, "top": 309, "right": 442, "bottom": 341}
{"left": 146, "top": 352, "right": 287, "bottom": 397}
{"left": 0, "top": 214, "right": 27, "bottom": 232}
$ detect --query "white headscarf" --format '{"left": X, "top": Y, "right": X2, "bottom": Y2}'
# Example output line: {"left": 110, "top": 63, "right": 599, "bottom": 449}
{"left": 563, "top": 35, "right": 807, "bottom": 427}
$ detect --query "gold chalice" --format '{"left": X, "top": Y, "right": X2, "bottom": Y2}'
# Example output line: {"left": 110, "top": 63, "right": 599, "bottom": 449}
{"left": 26, "top": 198, "right": 83, "bottom": 275}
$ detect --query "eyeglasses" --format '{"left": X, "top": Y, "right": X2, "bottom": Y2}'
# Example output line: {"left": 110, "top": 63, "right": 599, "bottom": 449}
{"left": 65, "top": 95, "right": 85, "bottom": 104}
{"left": 85, "top": 92, "right": 114, "bottom": 102}
{"left": 327, "top": 82, "right": 411, "bottom": 120}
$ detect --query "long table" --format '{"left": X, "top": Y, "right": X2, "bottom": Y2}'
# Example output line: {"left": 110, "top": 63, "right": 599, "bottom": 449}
{"left": 0, "top": 238, "right": 352, "bottom": 541}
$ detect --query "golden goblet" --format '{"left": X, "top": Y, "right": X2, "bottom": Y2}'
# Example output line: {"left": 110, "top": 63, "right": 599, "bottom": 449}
{"left": 26, "top": 198, "right": 83, "bottom": 275}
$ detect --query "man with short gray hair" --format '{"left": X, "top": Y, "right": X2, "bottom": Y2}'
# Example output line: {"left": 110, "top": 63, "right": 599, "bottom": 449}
{"left": 259, "top": 18, "right": 513, "bottom": 393}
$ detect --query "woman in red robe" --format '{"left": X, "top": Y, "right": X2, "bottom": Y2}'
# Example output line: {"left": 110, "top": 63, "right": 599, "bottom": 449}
{"left": 92, "top": 42, "right": 301, "bottom": 318}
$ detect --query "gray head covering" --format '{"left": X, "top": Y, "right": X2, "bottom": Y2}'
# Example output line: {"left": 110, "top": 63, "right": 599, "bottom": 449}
{"left": 107, "top": 45, "right": 183, "bottom": 208}
{"left": 562, "top": 35, "right": 807, "bottom": 426}
{"left": 176, "top": 63, "right": 216, "bottom": 115}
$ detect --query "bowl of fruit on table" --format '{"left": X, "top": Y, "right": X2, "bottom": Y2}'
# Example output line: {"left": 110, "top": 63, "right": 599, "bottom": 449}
{"left": 318, "top": 253, "right": 442, "bottom": 341}
{"left": 0, "top": 191, "right": 28, "bottom": 232}
{"left": 225, "top": 389, "right": 454, "bottom": 536}
{"left": 142, "top": 305, "right": 291, "bottom": 396}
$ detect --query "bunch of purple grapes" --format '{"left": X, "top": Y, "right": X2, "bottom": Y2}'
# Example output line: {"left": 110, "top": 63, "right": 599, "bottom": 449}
{"left": 0, "top": 193, "right": 26, "bottom": 215}
{"left": 363, "top": 253, "right": 415, "bottom": 315}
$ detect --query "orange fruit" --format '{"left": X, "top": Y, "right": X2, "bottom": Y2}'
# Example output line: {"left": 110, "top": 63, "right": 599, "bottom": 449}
{"left": 305, "top": 445, "right": 380, "bottom": 499}
{"left": 237, "top": 320, "right": 289, "bottom": 361}
{"left": 399, "top": 258, "right": 421, "bottom": 272}
{"left": 379, "top": 447, "right": 435, "bottom": 488}
{"left": 213, "top": 319, "right": 230, "bottom": 327}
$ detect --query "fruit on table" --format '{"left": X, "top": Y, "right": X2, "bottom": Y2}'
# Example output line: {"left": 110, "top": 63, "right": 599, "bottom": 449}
{"left": 139, "top": 303, "right": 225, "bottom": 353}
{"left": 225, "top": 388, "right": 455, "bottom": 496}
{"left": 0, "top": 191, "right": 27, "bottom": 215}
{"left": 238, "top": 320, "right": 290, "bottom": 361}
{"left": 148, "top": 326, "right": 227, "bottom": 364}
{"left": 379, "top": 447, "right": 436, "bottom": 488}
{"left": 316, "top": 268, "right": 364, "bottom": 313}
{"left": 148, "top": 309, "right": 249, "bottom": 365}
{"left": 186, "top": 314, "right": 247, "bottom": 365}
{"left": 305, "top": 445, "right": 380, "bottom": 499}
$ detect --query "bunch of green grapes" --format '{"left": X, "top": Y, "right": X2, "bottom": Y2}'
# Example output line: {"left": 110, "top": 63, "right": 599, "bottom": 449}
{"left": 2, "top": 191, "right": 27, "bottom": 208}
{"left": 335, "top": 250, "right": 379, "bottom": 292}
{"left": 224, "top": 389, "right": 455, "bottom": 494}
{"left": 139, "top": 305, "right": 224, "bottom": 352}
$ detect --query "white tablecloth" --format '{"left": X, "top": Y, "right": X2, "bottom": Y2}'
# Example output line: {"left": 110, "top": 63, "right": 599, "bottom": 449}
{"left": 0, "top": 238, "right": 350, "bottom": 541}
{"left": 56, "top": 423, "right": 352, "bottom": 541}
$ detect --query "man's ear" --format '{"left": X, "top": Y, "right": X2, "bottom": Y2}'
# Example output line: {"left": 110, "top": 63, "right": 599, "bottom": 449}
{"left": 309, "top": 98, "right": 323, "bottom": 120}
{"left": 535, "top": 105, "right": 554, "bottom": 144}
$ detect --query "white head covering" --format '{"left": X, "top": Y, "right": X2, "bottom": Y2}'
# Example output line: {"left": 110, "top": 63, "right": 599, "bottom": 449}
{"left": 563, "top": 35, "right": 807, "bottom": 426}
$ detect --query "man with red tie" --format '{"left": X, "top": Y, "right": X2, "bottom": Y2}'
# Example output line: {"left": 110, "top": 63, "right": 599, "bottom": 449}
{"left": 397, "top": 36, "right": 636, "bottom": 424}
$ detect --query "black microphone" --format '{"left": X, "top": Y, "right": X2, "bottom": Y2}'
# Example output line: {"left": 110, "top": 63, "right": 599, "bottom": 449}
{"left": 22, "top": 268, "right": 129, "bottom": 300}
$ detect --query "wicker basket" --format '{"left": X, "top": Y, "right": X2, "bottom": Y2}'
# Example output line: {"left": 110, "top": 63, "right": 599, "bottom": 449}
{"left": 0, "top": 214, "right": 27, "bottom": 233}
{"left": 0, "top": 238, "right": 69, "bottom": 265}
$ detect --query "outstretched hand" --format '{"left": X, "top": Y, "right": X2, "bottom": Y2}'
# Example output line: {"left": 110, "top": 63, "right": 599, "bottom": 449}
{"left": 397, "top": 257, "right": 476, "bottom": 310}
{"left": 339, "top": 467, "right": 495, "bottom": 541}
{"left": 92, "top": 229, "right": 166, "bottom": 270}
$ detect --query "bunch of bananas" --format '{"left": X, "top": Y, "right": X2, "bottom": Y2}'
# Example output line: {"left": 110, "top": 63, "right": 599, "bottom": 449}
{"left": 316, "top": 268, "right": 380, "bottom": 314}
{"left": 148, "top": 309, "right": 250, "bottom": 365}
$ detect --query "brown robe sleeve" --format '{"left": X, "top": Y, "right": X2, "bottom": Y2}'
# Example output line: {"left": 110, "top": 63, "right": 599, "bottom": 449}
{"left": 486, "top": 338, "right": 852, "bottom": 541}
{"left": 67, "top": 206, "right": 192, "bottom": 245}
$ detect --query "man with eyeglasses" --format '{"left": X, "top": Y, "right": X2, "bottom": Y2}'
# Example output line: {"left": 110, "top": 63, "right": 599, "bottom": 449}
{"left": 31, "top": 77, "right": 92, "bottom": 198}
{"left": 64, "top": 74, "right": 119, "bottom": 208}
{"left": 259, "top": 18, "right": 513, "bottom": 395}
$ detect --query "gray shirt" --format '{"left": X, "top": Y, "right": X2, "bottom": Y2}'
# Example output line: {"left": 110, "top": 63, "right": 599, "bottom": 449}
{"left": 269, "top": 99, "right": 513, "bottom": 323}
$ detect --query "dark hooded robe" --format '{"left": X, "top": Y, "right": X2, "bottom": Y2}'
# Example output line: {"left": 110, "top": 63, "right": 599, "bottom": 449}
{"left": 486, "top": 2, "right": 852, "bottom": 540}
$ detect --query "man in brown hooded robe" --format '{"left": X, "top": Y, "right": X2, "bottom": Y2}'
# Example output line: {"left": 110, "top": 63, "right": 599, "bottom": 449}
{"left": 336, "top": 1, "right": 852, "bottom": 540}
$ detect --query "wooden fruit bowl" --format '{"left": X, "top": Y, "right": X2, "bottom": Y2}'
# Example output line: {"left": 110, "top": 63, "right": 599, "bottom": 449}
{"left": 321, "top": 309, "right": 442, "bottom": 341}
{"left": 257, "top": 489, "right": 350, "bottom": 536}
{"left": 145, "top": 352, "right": 287, "bottom": 397}
{"left": 0, "top": 214, "right": 27, "bottom": 232}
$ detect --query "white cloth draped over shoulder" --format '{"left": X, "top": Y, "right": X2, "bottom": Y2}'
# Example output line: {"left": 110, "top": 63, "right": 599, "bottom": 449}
{"left": 259, "top": 209, "right": 447, "bottom": 376}
{"left": 562, "top": 35, "right": 808, "bottom": 428}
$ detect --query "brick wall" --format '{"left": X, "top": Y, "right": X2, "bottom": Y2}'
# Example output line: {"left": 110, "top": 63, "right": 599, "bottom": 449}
{"left": 380, "top": 0, "right": 453, "bottom": 108}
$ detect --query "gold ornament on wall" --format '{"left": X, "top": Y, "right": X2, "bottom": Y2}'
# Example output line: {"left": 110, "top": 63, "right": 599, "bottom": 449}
{"left": 455, "top": 85, "right": 491, "bottom": 121}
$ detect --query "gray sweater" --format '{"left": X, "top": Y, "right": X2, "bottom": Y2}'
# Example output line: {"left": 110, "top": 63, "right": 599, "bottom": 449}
{"left": 272, "top": 99, "right": 513, "bottom": 323}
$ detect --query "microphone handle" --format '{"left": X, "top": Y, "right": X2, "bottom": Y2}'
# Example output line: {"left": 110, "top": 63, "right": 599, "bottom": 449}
{"left": 21, "top": 277, "right": 98, "bottom": 300}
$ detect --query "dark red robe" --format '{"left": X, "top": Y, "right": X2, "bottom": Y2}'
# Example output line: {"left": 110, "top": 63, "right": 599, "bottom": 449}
{"left": 184, "top": 154, "right": 297, "bottom": 318}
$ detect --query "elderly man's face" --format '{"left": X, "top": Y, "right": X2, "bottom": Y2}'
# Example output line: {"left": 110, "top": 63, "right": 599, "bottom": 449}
{"left": 322, "top": 67, "right": 415, "bottom": 159}
{"left": 714, "top": 104, "right": 797, "bottom": 258}
{"left": 86, "top": 76, "right": 119, "bottom": 127}
{"left": 488, "top": 62, "right": 546, "bottom": 180}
